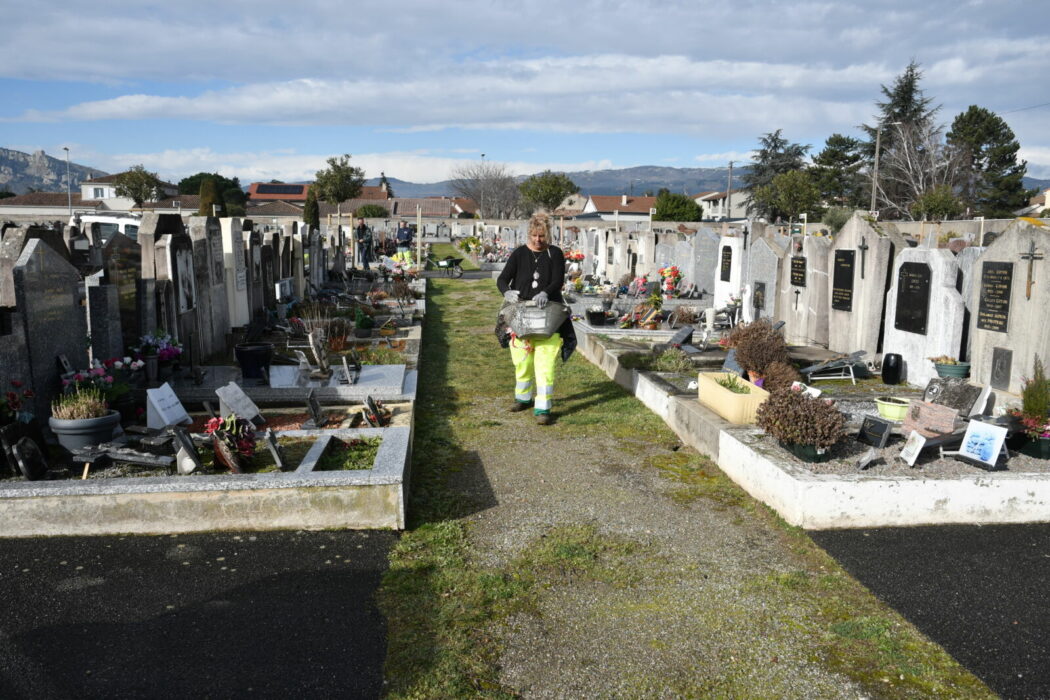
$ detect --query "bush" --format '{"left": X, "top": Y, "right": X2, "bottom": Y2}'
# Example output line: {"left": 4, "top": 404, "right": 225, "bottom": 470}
{"left": 821, "top": 206, "right": 852, "bottom": 234}
{"left": 1022, "top": 355, "right": 1050, "bottom": 421}
{"left": 756, "top": 387, "right": 845, "bottom": 449}
{"left": 356, "top": 204, "right": 389, "bottom": 218}
{"left": 728, "top": 319, "right": 790, "bottom": 375}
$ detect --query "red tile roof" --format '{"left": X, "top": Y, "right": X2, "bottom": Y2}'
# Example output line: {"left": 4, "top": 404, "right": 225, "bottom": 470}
{"left": 0, "top": 192, "right": 93, "bottom": 207}
{"left": 248, "top": 182, "right": 311, "bottom": 201}
{"left": 247, "top": 201, "right": 306, "bottom": 215}
{"left": 587, "top": 195, "right": 657, "bottom": 214}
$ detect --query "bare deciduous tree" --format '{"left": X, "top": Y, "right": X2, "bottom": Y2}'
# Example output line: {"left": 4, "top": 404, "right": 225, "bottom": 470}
{"left": 448, "top": 161, "right": 521, "bottom": 218}
{"left": 874, "top": 122, "right": 962, "bottom": 220}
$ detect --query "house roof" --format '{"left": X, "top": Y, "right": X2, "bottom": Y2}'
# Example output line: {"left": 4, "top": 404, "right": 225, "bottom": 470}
{"left": 697, "top": 188, "right": 745, "bottom": 200}
{"left": 248, "top": 182, "right": 311, "bottom": 201}
{"left": 144, "top": 195, "right": 201, "bottom": 211}
{"left": 316, "top": 197, "right": 460, "bottom": 218}
{"left": 452, "top": 198, "right": 478, "bottom": 215}
{"left": 359, "top": 185, "right": 391, "bottom": 200}
{"left": 246, "top": 200, "right": 306, "bottom": 216}
{"left": 587, "top": 195, "right": 657, "bottom": 214}
{"left": 691, "top": 190, "right": 718, "bottom": 199}
{"left": 0, "top": 192, "right": 92, "bottom": 207}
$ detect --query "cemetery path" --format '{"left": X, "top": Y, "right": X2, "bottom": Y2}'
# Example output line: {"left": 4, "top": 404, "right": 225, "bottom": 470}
{"left": 379, "top": 279, "right": 993, "bottom": 699}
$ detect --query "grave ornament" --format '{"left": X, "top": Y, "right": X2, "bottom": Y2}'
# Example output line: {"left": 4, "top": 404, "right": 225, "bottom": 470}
{"left": 264, "top": 428, "right": 289, "bottom": 472}
{"left": 172, "top": 426, "right": 202, "bottom": 476}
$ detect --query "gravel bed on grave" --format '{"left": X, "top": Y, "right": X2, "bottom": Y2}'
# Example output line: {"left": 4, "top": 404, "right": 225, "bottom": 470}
{"left": 756, "top": 431, "right": 1050, "bottom": 477}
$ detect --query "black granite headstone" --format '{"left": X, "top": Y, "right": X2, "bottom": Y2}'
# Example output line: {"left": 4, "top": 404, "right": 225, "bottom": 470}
{"left": 790, "top": 256, "right": 806, "bottom": 287}
{"left": 858, "top": 416, "right": 893, "bottom": 448}
{"left": 720, "top": 246, "right": 732, "bottom": 282}
{"left": 893, "top": 262, "right": 931, "bottom": 335}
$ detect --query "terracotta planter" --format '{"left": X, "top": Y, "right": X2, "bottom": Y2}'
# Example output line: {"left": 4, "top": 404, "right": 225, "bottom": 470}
{"left": 696, "top": 372, "right": 770, "bottom": 424}
{"left": 49, "top": 410, "right": 122, "bottom": 453}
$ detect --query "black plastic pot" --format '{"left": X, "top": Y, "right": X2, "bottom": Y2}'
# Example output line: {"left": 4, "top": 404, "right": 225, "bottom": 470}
{"left": 882, "top": 353, "right": 902, "bottom": 385}
{"left": 235, "top": 342, "right": 275, "bottom": 380}
{"left": 585, "top": 311, "right": 606, "bottom": 326}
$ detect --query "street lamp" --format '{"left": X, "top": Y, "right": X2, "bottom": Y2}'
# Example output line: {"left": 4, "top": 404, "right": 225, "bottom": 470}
{"left": 62, "top": 147, "right": 71, "bottom": 217}
{"left": 870, "top": 121, "right": 902, "bottom": 214}
{"left": 479, "top": 153, "right": 486, "bottom": 219}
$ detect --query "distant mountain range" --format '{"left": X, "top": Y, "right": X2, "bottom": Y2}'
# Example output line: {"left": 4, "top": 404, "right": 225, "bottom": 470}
{"left": 3, "top": 146, "right": 1048, "bottom": 200}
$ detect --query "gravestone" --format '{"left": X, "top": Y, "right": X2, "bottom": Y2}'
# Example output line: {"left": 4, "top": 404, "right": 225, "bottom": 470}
{"left": 64, "top": 223, "right": 103, "bottom": 272}
{"left": 11, "top": 239, "right": 90, "bottom": 420}
{"left": 220, "top": 218, "right": 250, "bottom": 327}
{"left": 827, "top": 212, "right": 908, "bottom": 357}
{"left": 923, "top": 377, "right": 989, "bottom": 417}
{"left": 264, "top": 428, "right": 289, "bottom": 471}
{"left": 172, "top": 426, "right": 202, "bottom": 475}
{"left": 858, "top": 416, "right": 893, "bottom": 448}
{"left": 145, "top": 382, "right": 192, "bottom": 429}
{"left": 969, "top": 219, "right": 1050, "bottom": 395}
{"left": 155, "top": 223, "right": 198, "bottom": 348}
{"left": 246, "top": 229, "right": 265, "bottom": 317}
{"left": 216, "top": 381, "right": 264, "bottom": 425}
{"left": 954, "top": 245, "right": 986, "bottom": 362}
{"left": 85, "top": 270, "right": 123, "bottom": 362}
{"left": 137, "top": 213, "right": 186, "bottom": 338}
{"left": 712, "top": 236, "right": 745, "bottom": 309}
{"left": 101, "top": 232, "right": 142, "bottom": 348}
{"left": 292, "top": 227, "right": 307, "bottom": 299}
{"left": 902, "top": 400, "right": 959, "bottom": 438}
{"left": 261, "top": 242, "right": 277, "bottom": 308}
{"left": 745, "top": 237, "right": 785, "bottom": 322}
{"left": 188, "top": 217, "right": 229, "bottom": 362}
{"left": 882, "top": 248, "right": 964, "bottom": 386}
{"left": 0, "top": 225, "right": 72, "bottom": 307}
{"left": 778, "top": 235, "right": 830, "bottom": 347}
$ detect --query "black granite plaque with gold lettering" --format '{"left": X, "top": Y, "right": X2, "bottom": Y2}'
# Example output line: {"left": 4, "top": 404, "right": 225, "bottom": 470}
{"left": 976, "top": 261, "right": 1012, "bottom": 333}
{"left": 790, "top": 256, "right": 806, "bottom": 287}
{"left": 893, "top": 262, "right": 931, "bottom": 335}
{"left": 720, "top": 246, "right": 732, "bottom": 282}
{"left": 832, "top": 250, "right": 855, "bottom": 311}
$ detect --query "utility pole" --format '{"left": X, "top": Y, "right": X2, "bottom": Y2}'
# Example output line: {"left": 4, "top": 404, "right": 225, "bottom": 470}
{"left": 63, "top": 147, "right": 72, "bottom": 217}
{"left": 726, "top": 161, "right": 733, "bottom": 220}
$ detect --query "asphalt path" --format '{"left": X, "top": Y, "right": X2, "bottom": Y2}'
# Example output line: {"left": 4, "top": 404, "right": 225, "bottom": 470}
{"left": 812, "top": 524, "right": 1050, "bottom": 699}
{"left": 0, "top": 530, "right": 396, "bottom": 699}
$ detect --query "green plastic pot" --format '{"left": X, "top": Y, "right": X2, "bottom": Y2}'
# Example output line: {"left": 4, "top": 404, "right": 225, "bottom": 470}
{"left": 934, "top": 362, "right": 970, "bottom": 378}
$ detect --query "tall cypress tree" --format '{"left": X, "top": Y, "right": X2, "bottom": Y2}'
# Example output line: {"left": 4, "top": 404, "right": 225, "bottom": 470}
{"left": 198, "top": 177, "right": 223, "bottom": 216}
{"left": 947, "top": 105, "right": 1033, "bottom": 218}
{"left": 303, "top": 185, "right": 320, "bottom": 230}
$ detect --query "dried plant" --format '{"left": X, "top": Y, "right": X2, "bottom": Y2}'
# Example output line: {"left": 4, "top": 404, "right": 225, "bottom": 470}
{"left": 756, "top": 387, "right": 845, "bottom": 449}
{"left": 728, "top": 319, "right": 790, "bottom": 374}
{"left": 762, "top": 361, "right": 802, "bottom": 394}
{"left": 51, "top": 387, "right": 109, "bottom": 420}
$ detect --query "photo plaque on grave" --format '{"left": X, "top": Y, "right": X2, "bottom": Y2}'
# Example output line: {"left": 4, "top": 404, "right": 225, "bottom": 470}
{"left": 976, "top": 261, "right": 1012, "bottom": 333}
{"left": 991, "top": 346, "right": 1012, "bottom": 391}
{"left": 858, "top": 416, "right": 893, "bottom": 449}
{"left": 753, "top": 282, "right": 765, "bottom": 311}
{"left": 790, "top": 256, "right": 806, "bottom": 287}
{"left": 831, "top": 250, "right": 855, "bottom": 312}
{"left": 893, "top": 262, "right": 931, "bottom": 335}
{"left": 720, "top": 246, "right": 732, "bottom": 282}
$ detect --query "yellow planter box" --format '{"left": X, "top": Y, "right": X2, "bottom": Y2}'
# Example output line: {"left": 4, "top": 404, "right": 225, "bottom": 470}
{"left": 696, "top": 372, "right": 770, "bottom": 424}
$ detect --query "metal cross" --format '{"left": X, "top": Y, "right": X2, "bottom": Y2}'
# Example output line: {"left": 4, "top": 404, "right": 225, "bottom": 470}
{"left": 1021, "top": 240, "right": 1044, "bottom": 300}
{"left": 857, "top": 237, "right": 870, "bottom": 280}
{"left": 794, "top": 288, "right": 801, "bottom": 311}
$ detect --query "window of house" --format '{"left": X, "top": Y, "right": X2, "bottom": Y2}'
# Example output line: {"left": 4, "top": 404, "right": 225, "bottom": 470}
{"left": 93, "top": 188, "right": 104, "bottom": 198}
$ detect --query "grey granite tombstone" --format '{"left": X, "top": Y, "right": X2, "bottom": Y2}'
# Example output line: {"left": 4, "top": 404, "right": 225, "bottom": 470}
{"left": 246, "top": 229, "right": 264, "bottom": 316}
{"left": 882, "top": 248, "right": 965, "bottom": 386}
{"left": 690, "top": 227, "right": 721, "bottom": 298}
{"left": 85, "top": 270, "right": 123, "bottom": 362}
{"left": 12, "top": 239, "right": 89, "bottom": 419}
{"left": 779, "top": 235, "right": 830, "bottom": 347}
{"left": 0, "top": 225, "right": 72, "bottom": 307}
{"left": 188, "top": 216, "right": 228, "bottom": 360}
{"left": 745, "top": 236, "right": 785, "bottom": 322}
{"left": 221, "top": 218, "right": 250, "bottom": 327}
{"left": 137, "top": 213, "right": 186, "bottom": 338}
{"left": 102, "top": 232, "right": 142, "bottom": 347}
{"left": 969, "top": 219, "right": 1050, "bottom": 395}
{"left": 827, "top": 211, "right": 908, "bottom": 356}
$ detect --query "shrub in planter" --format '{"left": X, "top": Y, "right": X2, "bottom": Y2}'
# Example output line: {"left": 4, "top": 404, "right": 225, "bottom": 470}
{"left": 727, "top": 319, "right": 790, "bottom": 375}
{"left": 756, "top": 386, "right": 846, "bottom": 451}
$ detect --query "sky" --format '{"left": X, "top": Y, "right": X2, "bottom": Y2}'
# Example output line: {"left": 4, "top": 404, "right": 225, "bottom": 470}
{"left": 3, "top": 0, "right": 1049, "bottom": 186}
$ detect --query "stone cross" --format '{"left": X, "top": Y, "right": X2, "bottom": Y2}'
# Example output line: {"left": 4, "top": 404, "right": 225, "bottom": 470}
{"left": 793, "top": 288, "right": 801, "bottom": 310}
{"left": 1020, "top": 239, "right": 1043, "bottom": 300}
{"left": 858, "top": 236, "right": 870, "bottom": 280}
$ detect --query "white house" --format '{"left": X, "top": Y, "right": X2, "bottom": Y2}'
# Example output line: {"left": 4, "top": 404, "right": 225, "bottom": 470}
{"left": 694, "top": 189, "right": 748, "bottom": 220}
{"left": 579, "top": 194, "right": 657, "bottom": 222}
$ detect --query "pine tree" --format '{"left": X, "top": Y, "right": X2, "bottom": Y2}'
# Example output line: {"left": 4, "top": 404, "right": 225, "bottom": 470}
{"left": 197, "top": 177, "right": 223, "bottom": 216}
{"left": 947, "top": 106, "right": 1033, "bottom": 218}
{"left": 810, "top": 134, "right": 865, "bottom": 207}
{"left": 303, "top": 186, "right": 320, "bottom": 230}
{"left": 741, "top": 130, "right": 810, "bottom": 220}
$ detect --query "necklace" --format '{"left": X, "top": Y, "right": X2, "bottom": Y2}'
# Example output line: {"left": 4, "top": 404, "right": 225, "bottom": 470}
{"left": 530, "top": 250, "right": 542, "bottom": 288}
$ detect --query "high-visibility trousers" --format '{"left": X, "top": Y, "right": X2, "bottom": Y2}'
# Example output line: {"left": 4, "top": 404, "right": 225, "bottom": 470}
{"left": 510, "top": 333, "right": 562, "bottom": 415}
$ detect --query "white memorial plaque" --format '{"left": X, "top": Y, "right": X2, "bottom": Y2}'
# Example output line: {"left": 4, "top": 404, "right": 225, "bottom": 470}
{"left": 215, "top": 381, "right": 263, "bottom": 424}
{"left": 146, "top": 382, "right": 192, "bottom": 429}
{"left": 957, "top": 421, "right": 1008, "bottom": 468}
{"left": 899, "top": 430, "right": 927, "bottom": 467}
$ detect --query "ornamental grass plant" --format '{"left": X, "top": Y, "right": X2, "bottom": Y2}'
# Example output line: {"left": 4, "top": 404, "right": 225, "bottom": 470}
{"left": 51, "top": 386, "right": 110, "bottom": 421}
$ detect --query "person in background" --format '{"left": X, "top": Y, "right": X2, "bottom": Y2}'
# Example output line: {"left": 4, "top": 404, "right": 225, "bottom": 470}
{"left": 395, "top": 220, "right": 413, "bottom": 265}
{"left": 354, "top": 218, "right": 372, "bottom": 270}
{"left": 496, "top": 212, "right": 576, "bottom": 425}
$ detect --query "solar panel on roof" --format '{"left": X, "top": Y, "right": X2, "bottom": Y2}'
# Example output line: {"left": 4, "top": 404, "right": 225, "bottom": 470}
{"left": 256, "top": 184, "right": 305, "bottom": 195}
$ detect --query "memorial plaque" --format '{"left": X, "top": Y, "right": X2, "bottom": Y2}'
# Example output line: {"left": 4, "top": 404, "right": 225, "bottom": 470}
{"left": 976, "top": 261, "right": 1012, "bottom": 333}
{"left": 858, "top": 416, "right": 893, "bottom": 449}
{"left": 831, "top": 250, "right": 855, "bottom": 312}
{"left": 753, "top": 282, "right": 765, "bottom": 311}
{"left": 902, "top": 400, "right": 957, "bottom": 437}
{"left": 790, "top": 256, "right": 806, "bottom": 287}
{"left": 146, "top": 383, "right": 192, "bottom": 429}
{"left": 720, "top": 246, "right": 732, "bottom": 282}
{"left": 991, "top": 346, "right": 1012, "bottom": 391}
{"left": 893, "top": 262, "right": 931, "bottom": 335}
{"left": 216, "top": 381, "right": 264, "bottom": 425}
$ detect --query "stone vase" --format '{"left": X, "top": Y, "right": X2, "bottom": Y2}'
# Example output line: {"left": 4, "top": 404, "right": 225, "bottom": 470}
{"left": 144, "top": 354, "right": 159, "bottom": 383}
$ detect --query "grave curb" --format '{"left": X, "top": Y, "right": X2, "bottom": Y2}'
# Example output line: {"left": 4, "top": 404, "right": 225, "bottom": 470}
{"left": 0, "top": 426, "right": 411, "bottom": 537}
{"left": 577, "top": 326, "right": 1050, "bottom": 530}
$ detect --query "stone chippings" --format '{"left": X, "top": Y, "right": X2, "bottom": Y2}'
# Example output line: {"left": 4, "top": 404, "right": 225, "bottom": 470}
{"left": 464, "top": 398, "right": 865, "bottom": 697}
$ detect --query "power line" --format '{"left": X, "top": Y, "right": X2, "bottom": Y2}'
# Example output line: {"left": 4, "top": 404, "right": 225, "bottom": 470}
{"left": 999, "top": 101, "right": 1050, "bottom": 115}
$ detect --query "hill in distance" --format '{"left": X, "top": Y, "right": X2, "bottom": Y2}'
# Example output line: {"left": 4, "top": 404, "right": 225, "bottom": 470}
{"left": 0, "top": 148, "right": 108, "bottom": 195}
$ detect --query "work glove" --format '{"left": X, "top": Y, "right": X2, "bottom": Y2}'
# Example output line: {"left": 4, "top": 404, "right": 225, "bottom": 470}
{"left": 503, "top": 290, "right": 520, "bottom": 303}
{"left": 533, "top": 291, "right": 549, "bottom": 308}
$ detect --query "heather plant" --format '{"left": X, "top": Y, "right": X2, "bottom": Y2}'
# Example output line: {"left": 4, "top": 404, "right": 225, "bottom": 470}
{"left": 756, "top": 385, "right": 845, "bottom": 449}
{"left": 51, "top": 387, "right": 109, "bottom": 421}
{"left": 1021, "top": 355, "right": 1050, "bottom": 420}
{"left": 728, "top": 319, "right": 791, "bottom": 374}
{"left": 762, "top": 361, "right": 802, "bottom": 394}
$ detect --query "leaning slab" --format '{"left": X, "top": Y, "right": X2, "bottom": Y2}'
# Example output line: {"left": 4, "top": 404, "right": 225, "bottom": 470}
{"left": 0, "top": 427, "right": 410, "bottom": 537}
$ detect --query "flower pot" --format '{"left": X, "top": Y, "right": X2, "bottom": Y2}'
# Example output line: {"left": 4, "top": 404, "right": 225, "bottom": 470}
{"left": 780, "top": 441, "right": 831, "bottom": 463}
{"left": 697, "top": 371, "right": 770, "bottom": 424}
{"left": 143, "top": 354, "right": 159, "bottom": 383}
{"left": 378, "top": 327, "right": 397, "bottom": 337}
{"left": 585, "top": 310, "right": 606, "bottom": 326}
{"left": 49, "top": 410, "right": 122, "bottom": 453}
{"left": 1020, "top": 437, "right": 1050, "bottom": 459}
{"left": 935, "top": 362, "right": 970, "bottom": 378}
{"left": 235, "top": 342, "right": 275, "bottom": 380}
{"left": 874, "top": 396, "right": 910, "bottom": 421}
{"left": 354, "top": 327, "right": 373, "bottom": 339}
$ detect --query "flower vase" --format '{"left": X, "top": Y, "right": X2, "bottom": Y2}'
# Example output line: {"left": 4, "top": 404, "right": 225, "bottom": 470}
{"left": 144, "top": 354, "right": 159, "bottom": 383}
